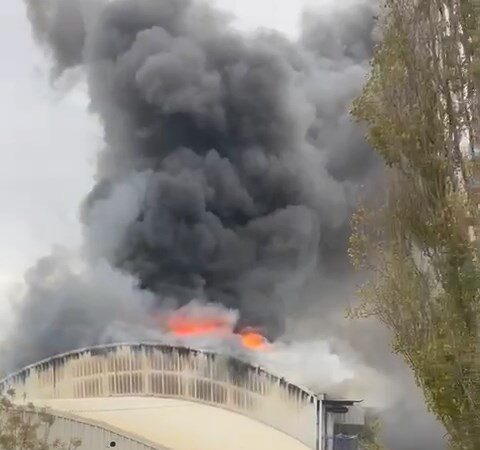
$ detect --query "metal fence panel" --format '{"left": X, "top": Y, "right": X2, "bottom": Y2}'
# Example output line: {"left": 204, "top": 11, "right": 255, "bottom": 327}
{"left": 17, "top": 411, "right": 165, "bottom": 450}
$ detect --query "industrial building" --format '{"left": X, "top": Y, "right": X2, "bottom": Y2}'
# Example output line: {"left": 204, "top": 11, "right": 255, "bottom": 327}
{"left": 0, "top": 343, "right": 364, "bottom": 450}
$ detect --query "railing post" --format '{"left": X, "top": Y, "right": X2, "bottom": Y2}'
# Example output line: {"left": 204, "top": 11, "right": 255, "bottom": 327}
{"left": 142, "top": 347, "right": 150, "bottom": 395}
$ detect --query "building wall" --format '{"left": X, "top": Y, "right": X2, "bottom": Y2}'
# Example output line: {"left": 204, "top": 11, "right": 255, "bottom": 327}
{"left": 28, "top": 410, "right": 165, "bottom": 450}
{"left": 36, "top": 397, "right": 311, "bottom": 450}
{"left": 1, "top": 343, "right": 322, "bottom": 448}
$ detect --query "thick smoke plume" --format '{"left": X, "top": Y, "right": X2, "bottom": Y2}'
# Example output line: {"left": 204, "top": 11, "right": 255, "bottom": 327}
{"left": 14, "top": 0, "right": 378, "bottom": 354}
{"left": 3, "top": 0, "right": 446, "bottom": 448}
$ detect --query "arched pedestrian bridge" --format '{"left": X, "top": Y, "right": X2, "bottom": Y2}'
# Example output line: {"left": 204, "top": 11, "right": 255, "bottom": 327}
{"left": 0, "top": 343, "right": 364, "bottom": 450}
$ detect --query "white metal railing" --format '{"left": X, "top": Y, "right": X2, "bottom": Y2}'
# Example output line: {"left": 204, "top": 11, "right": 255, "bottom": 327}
{"left": 0, "top": 343, "right": 320, "bottom": 448}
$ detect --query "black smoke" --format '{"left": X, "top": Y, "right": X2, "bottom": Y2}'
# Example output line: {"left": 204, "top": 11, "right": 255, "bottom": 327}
{"left": 14, "top": 0, "right": 380, "bottom": 348}
{"left": 16, "top": 0, "right": 381, "bottom": 375}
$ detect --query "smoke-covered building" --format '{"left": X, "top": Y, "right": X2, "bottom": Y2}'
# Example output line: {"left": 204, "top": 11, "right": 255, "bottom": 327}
{"left": 1, "top": 344, "right": 364, "bottom": 450}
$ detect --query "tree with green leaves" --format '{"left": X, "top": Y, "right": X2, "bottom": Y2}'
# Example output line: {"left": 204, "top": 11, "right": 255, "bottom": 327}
{"left": 350, "top": 0, "right": 480, "bottom": 449}
{"left": 359, "top": 416, "right": 388, "bottom": 450}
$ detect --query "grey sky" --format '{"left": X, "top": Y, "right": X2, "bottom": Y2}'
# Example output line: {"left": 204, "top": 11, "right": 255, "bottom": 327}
{"left": 0, "top": 1, "right": 101, "bottom": 330}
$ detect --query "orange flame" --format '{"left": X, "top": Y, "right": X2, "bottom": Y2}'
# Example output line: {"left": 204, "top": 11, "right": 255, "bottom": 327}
{"left": 240, "top": 331, "right": 268, "bottom": 351}
{"left": 163, "top": 313, "right": 269, "bottom": 351}
{"left": 167, "top": 316, "right": 231, "bottom": 337}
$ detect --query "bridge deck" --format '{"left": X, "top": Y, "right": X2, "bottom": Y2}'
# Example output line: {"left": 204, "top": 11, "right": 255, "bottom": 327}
{"left": 36, "top": 397, "right": 310, "bottom": 450}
